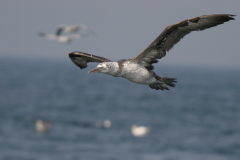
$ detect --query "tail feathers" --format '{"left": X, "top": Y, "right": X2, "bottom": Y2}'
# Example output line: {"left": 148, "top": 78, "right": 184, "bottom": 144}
{"left": 149, "top": 76, "right": 177, "bottom": 91}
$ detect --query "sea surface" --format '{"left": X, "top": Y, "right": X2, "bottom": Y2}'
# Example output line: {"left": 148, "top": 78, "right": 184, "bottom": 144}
{"left": 0, "top": 58, "right": 240, "bottom": 160}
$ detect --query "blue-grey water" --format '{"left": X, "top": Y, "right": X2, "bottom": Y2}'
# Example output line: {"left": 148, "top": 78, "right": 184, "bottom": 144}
{"left": 0, "top": 58, "right": 240, "bottom": 160}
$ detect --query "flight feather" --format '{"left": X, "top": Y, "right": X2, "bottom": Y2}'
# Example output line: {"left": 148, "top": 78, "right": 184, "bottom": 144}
{"left": 69, "top": 51, "right": 112, "bottom": 69}
{"left": 130, "top": 14, "right": 235, "bottom": 70}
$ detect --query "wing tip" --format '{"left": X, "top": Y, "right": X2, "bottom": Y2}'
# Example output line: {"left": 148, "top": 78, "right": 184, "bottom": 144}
{"left": 68, "top": 51, "right": 77, "bottom": 57}
{"left": 68, "top": 51, "right": 86, "bottom": 58}
{"left": 68, "top": 52, "right": 74, "bottom": 57}
{"left": 229, "top": 14, "right": 236, "bottom": 20}
{"left": 223, "top": 14, "right": 236, "bottom": 20}
{"left": 68, "top": 51, "right": 87, "bottom": 69}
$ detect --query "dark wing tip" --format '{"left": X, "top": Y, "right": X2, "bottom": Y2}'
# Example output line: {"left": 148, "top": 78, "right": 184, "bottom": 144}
{"left": 229, "top": 14, "right": 236, "bottom": 20}
{"left": 68, "top": 51, "right": 88, "bottom": 69}
{"left": 208, "top": 14, "right": 236, "bottom": 22}
{"left": 68, "top": 51, "right": 91, "bottom": 57}
{"left": 68, "top": 51, "right": 78, "bottom": 57}
{"left": 68, "top": 51, "right": 112, "bottom": 70}
{"left": 218, "top": 14, "right": 236, "bottom": 20}
{"left": 228, "top": 14, "right": 236, "bottom": 19}
{"left": 56, "top": 26, "right": 65, "bottom": 36}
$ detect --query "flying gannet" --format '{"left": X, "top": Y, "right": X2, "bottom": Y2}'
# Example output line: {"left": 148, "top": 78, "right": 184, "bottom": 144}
{"left": 39, "top": 32, "right": 81, "bottom": 43}
{"left": 69, "top": 14, "right": 235, "bottom": 90}
{"left": 55, "top": 24, "right": 88, "bottom": 36}
{"left": 39, "top": 24, "right": 95, "bottom": 43}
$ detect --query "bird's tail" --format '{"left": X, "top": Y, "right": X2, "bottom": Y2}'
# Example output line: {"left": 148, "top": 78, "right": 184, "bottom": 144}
{"left": 149, "top": 76, "right": 177, "bottom": 90}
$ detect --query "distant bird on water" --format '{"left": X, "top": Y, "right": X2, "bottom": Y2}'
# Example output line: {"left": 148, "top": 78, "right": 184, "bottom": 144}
{"left": 95, "top": 119, "right": 111, "bottom": 129}
{"left": 68, "top": 14, "right": 235, "bottom": 90}
{"left": 36, "top": 119, "right": 51, "bottom": 133}
{"left": 131, "top": 125, "right": 150, "bottom": 137}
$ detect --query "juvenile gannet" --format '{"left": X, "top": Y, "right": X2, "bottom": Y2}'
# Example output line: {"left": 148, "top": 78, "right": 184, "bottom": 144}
{"left": 69, "top": 14, "right": 235, "bottom": 90}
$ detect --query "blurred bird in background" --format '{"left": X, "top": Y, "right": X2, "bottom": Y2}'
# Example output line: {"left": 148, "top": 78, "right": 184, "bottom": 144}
{"left": 39, "top": 24, "right": 96, "bottom": 43}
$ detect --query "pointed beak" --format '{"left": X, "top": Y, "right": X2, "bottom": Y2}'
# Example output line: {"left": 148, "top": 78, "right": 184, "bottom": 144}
{"left": 88, "top": 67, "right": 102, "bottom": 73}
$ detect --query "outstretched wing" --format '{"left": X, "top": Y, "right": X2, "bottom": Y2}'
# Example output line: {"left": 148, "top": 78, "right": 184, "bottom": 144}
{"left": 56, "top": 24, "right": 87, "bottom": 35}
{"left": 130, "top": 14, "right": 235, "bottom": 70}
{"left": 72, "top": 24, "right": 88, "bottom": 32}
{"left": 56, "top": 25, "right": 66, "bottom": 36}
{"left": 69, "top": 51, "right": 112, "bottom": 69}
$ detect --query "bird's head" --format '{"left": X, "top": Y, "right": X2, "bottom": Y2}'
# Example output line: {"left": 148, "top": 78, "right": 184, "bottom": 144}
{"left": 88, "top": 63, "right": 111, "bottom": 74}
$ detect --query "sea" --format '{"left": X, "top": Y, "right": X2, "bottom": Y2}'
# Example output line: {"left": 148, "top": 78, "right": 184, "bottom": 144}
{"left": 0, "top": 57, "right": 240, "bottom": 160}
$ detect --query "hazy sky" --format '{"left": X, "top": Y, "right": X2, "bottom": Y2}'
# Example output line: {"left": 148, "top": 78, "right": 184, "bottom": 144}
{"left": 0, "top": 0, "right": 239, "bottom": 68}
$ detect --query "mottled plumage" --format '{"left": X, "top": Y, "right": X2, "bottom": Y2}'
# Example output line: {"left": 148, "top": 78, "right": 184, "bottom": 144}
{"left": 68, "top": 14, "right": 235, "bottom": 90}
